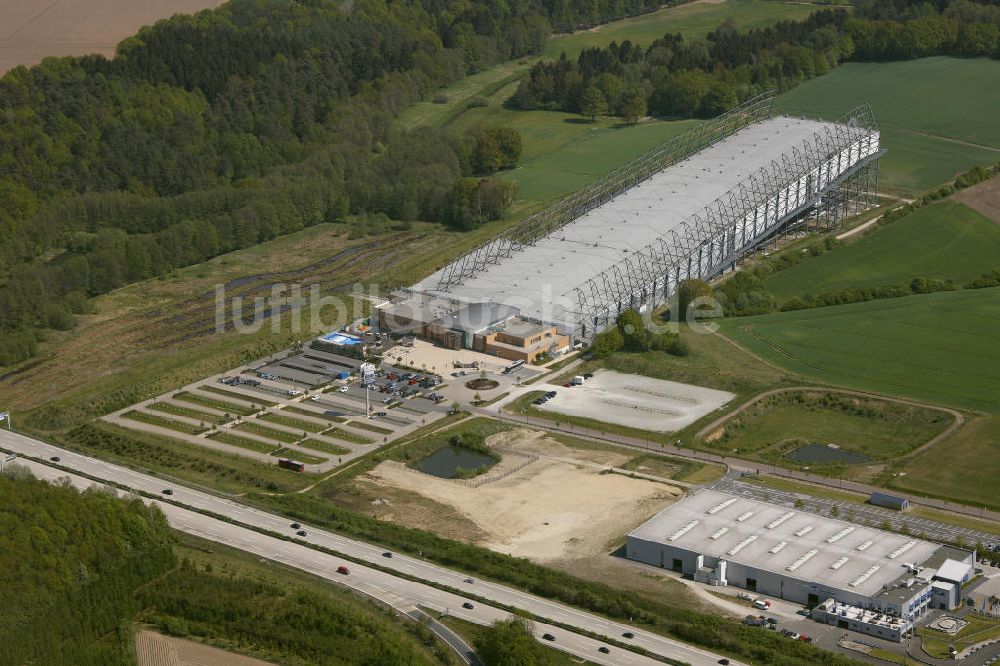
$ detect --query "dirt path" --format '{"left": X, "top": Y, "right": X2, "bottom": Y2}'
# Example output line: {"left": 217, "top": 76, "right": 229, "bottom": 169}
{"left": 692, "top": 386, "right": 965, "bottom": 462}
{"left": 835, "top": 213, "right": 884, "bottom": 240}
{"left": 898, "top": 128, "right": 1000, "bottom": 154}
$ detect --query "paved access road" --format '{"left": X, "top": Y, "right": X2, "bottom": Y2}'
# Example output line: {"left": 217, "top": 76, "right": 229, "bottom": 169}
{"left": 0, "top": 428, "right": 740, "bottom": 666}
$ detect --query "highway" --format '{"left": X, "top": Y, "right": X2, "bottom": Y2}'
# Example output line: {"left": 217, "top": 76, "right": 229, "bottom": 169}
{"left": 0, "top": 428, "right": 739, "bottom": 666}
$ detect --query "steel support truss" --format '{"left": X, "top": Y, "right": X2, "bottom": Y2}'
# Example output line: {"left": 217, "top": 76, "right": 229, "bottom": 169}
{"left": 433, "top": 90, "right": 778, "bottom": 292}
{"left": 569, "top": 104, "right": 883, "bottom": 338}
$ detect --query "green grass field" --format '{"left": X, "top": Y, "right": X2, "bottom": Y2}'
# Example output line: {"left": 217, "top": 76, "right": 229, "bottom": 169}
{"left": 297, "top": 438, "right": 350, "bottom": 456}
{"left": 208, "top": 430, "right": 280, "bottom": 454}
{"left": 776, "top": 57, "right": 1000, "bottom": 194}
{"left": 544, "top": 0, "right": 822, "bottom": 60}
{"left": 449, "top": 105, "right": 696, "bottom": 212}
{"left": 270, "top": 447, "right": 326, "bottom": 465}
{"left": 233, "top": 421, "right": 300, "bottom": 444}
{"left": 260, "top": 411, "right": 325, "bottom": 433}
{"left": 719, "top": 288, "right": 1000, "bottom": 413}
{"left": 173, "top": 391, "right": 255, "bottom": 417}
{"left": 891, "top": 414, "right": 1000, "bottom": 511}
{"left": 765, "top": 201, "right": 1000, "bottom": 299}
{"left": 123, "top": 410, "right": 207, "bottom": 436}
{"left": 706, "top": 398, "right": 950, "bottom": 463}
{"left": 147, "top": 401, "right": 228, "bottom": 425}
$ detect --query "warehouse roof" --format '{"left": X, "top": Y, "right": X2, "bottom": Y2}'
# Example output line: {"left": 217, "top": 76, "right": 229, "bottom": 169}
{"left": 630, "top": 489, "right": 941, "bottom": 597}
{"left": 416, "top": 116, "right": 862, "bottom": 327}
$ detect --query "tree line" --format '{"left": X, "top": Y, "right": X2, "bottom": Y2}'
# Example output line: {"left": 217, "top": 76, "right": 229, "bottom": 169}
{"left": 0, "top": 470, "right": 176, "bottom": 664}
{"left": 0, "top": 0, "right": 589, "bottom": 367}
{"left": 511, "top": 0, "right": 1000, "bottom": 121}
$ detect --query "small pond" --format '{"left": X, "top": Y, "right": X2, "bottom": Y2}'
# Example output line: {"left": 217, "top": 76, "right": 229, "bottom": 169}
{"left": 416, "top": 446, "right": 497, "bottom": 479}
{"left": 785, "top": 443, "right": 872, "bottom": 465}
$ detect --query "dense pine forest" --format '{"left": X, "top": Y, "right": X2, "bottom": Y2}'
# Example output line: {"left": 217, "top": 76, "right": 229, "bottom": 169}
{"left": 512, "top": 0, "right": 1000, "bottom": 119}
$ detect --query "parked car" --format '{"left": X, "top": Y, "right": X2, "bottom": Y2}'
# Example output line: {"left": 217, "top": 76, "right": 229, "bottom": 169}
{"left": 338, "top": 385, "right": 349, "bottom": 393}
{"left": 310, "top": 395, "right": 321, "bottom": 401}
{"left": 382, "top": 551, "right": 392, "bottom": 558}
{"left": 464, "top": 578, "right": 475, "bottom": 584}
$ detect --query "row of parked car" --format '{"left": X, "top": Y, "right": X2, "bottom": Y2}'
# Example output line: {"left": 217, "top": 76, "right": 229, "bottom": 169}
{"left": 532, "top": 390, "right": 558, "bottom": 405}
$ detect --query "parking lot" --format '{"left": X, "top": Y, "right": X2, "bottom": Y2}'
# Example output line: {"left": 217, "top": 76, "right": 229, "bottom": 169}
{"left": 104, "top": 347, "right": 450, "bottom": 474}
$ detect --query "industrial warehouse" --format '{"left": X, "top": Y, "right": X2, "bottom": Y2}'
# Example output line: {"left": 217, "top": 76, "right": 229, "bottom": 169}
{"left": 627, "top": 489, "right": 974, "bottom": 642}
{"left": 378, "top": 91, "right": 883, "bottom": 343}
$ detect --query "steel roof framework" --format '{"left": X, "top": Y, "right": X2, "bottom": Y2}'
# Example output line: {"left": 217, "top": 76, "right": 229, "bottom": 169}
{"left": 434, "top": 91, "right": 778, "bottom": 293}
{"left": 569, "top": 104, "right": 882, "bottom": 336}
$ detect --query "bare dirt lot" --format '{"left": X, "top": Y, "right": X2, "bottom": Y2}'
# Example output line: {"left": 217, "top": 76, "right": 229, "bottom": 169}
{"left": 359, "top": 428, "right": 683, "bottom": 562}
{"left": 955, "top": 174, "right": 1000, "bottom": 224}
{"left": 0, "top": 0, "right": 226, "bottom": 75}
{"left": 135, "top": 630, "right": 275, "bottom": 666}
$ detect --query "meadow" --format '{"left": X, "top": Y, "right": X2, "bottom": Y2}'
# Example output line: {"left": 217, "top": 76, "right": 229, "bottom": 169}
{"left": 775, "top": 57, "right": 1000, "bottom": 194}
{"left": 765, "top": 201, "right": 1000, "bottom": 299}
{"left": 396, "top": 0, "right": 815, "bottom": 131}
{"left": 544, "top": 0, "right": 822, "bottom": 59}
{"left": 718, "top": 288, "right": 1000, "bottom": 413}
{"left": 890, "top": 415, "right": 1000, "bottom": 511}
{"left": 702, "top": 394, "right": 952, "bottom": 472}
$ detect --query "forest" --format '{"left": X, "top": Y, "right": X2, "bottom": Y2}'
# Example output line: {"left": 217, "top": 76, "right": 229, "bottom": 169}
{"left": 0, "top": 469, "right": 176, "bottom": 664}
{"left": 0, "top": 468, "right": 458, "bottom": 664}
{"left": 3, "top": 0, "right": 999, "bottom": 368}
{"left": 511, "top": 0, "right": 1000, "bottom": 119}
{"left": 0, "top": 0, "right": 644, "bottom": 367}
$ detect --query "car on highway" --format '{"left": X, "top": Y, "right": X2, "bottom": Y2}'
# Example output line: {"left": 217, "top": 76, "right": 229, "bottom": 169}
{"left": 717, "top": 659, "right": 730, "bottom": 665}
{"left": 541, "top": 634, "right": 555, "bottom": 641}
{"left": 464, "top": 578, "right": 475, "bottom": 584}
{"left": 462, "top": 602, "right": 474, "bottom": 610}
{"left": 337, "top": 565, "right": 350, "bottom": 575}
{"left": 310, "top": 395, "right": 321, "bottom": 401}
{"left": 382, "top": 551, "right": 393, "bottom": 558}
{"left": 49, "top": 456, "right": 60, "bottom": 462}
{"left": 622, "top": 632, "right": 634, "bottom": 639}
{"left": 598, "top": 646, "right": 610, "bottom": 654}
{"left": 290, "top": 522, "right": 300, "bottom": 529}
{"left": 296, "top": 530, "right": 307, "bottom": 537}
{"left": 161, "top": 488, "right": 173, "bottom": 495}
